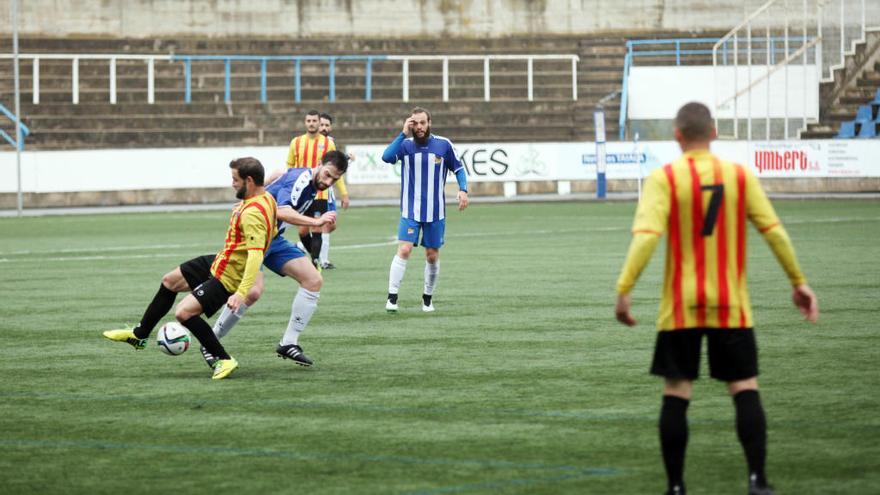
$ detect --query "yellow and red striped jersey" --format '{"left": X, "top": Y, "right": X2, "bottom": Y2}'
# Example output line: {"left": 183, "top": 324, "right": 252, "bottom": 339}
{"left": 286, "top": 133, "right": 336, "bottom": 200}
{"left": 210, "top": 191, "right": 278, "bottom": 297}
{"left": 616, "top": 149, "right": 807, "bottom": 330}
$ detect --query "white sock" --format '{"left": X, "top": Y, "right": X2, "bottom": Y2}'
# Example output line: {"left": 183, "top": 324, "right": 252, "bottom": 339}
{"left": 280, "top": 288, "right": 319, "bottom": 346}
{"left": 424, "top": 261, "right": 439, "bottom": 296}
{"left": 319, "top": 233, "right": 330, "bottom": 264}
{"left": 388, "top": 255, "right": 408, "bottom": 295}
{"left": 212, "top": 303, "right": 248, "bottom": 339}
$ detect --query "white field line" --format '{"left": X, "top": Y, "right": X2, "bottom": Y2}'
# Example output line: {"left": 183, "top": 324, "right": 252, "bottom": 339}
{"left": 1, "top": 216, "right": 876, "bottom": 264}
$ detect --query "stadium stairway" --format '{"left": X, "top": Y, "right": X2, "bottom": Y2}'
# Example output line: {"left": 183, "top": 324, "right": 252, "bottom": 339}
{"left": 802, "top": 28, "right": 880, "bottom": 139}
{"left": 0, "top": 34, "right": 717, "bottom": 150}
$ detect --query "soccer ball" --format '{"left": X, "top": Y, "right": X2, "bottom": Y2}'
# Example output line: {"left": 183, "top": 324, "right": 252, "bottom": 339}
{"left": 157, "top": 322, "right": 191, "bottom": 356}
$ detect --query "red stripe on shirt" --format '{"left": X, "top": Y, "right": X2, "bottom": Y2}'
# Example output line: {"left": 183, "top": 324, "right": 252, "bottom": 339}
{"left": 213, "top": 205, "right": 244, "bottom": 279}
{"left": 246, "top": 199, "right": 274, "bottom": 252}
{"left": 664, "top": 164, "right": 685, "bottom": 328}
{"left": 758, "top": 222, "right": 780, "bottom": 233}
{"left": 714, "top": 159, "right": 729, "bottom": 328}
{"left": 688, "top": 158, "right": 706, "bottom": 327}
{"left": 310, "top": 137, "right": 319, "bottom": 168}
{"left": 735, "top": 165, "right": 747, "bottom": 327}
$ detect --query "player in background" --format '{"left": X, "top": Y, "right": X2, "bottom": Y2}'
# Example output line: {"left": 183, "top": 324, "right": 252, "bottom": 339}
{"left": 381, "top": 107, "right": 468, "bottom": 313}
{"left": 104, "top": 157, "right": 277, "bottom": 380}
{"left": 203, "top": 150, "right": 349, "bottom": 367}
{"left": 316, "top": 112, "right": 351, "bottom": 270}
{"left": 614, "top": 102, "right": 819, "bottom": 495}
{"left": 287, "top": 109, "right": 336, "bottom": 268}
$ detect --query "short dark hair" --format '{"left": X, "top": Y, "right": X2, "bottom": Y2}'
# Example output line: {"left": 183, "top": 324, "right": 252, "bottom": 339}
{"left": 321, "top": 150, "right": 349, "bottom": 175}
{"left": 674, "top": 102, "right": 714, "bottom": 140}
{"left": 319, "top": 112, "right": 333, "bottom": 123}
{"left": 306, "top": 109, "right": 320, "bottom": 117}
{"left": 411, "top": 106, "right": 431, "bottom": 122}
{"left": 229, "top": 157, "right": 265, "bottom": 186}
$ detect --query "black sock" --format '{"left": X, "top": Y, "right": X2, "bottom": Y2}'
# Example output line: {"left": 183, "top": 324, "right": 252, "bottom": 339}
{"left": 423, "top": 294, "right": 432, "bottom": 306}
{"left": 300, "top": 233, "right": 312, "bottom": 254}
{"left": 133, "top": 284, "right": 177, "bottom": 339}
{"left": 310, "top": 233, "right": 322, "bottom": 262}
{"left": 660, "top": 395, "right": 690, "bottom": 493}
{"left": 181, "top": 316, "right": 230, "bottom": 360}
{"left": 734, "top": 390, "right": 768, "bottom": 487}
{"left": 388, "top": 293, "right": 398, "bottom": 304}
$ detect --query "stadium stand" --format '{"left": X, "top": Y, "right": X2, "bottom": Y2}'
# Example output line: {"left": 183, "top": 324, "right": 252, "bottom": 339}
{"left": 802, "top": 28, "right": 880, "bottom": 139}
{"left": 0, "top": 33, "right": 723, "bottom": 150}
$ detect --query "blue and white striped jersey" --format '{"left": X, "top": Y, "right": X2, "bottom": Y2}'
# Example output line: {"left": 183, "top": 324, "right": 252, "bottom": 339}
{"left": 265, "top": 167, "right": 317, "bottom": 234}
{"left": 382, "top": 133, "right": 464, "bottom": 222}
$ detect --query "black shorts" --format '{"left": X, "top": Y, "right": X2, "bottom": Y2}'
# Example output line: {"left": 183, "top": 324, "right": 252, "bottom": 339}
{"left": 191, "top": 277, "right": 232, "bottom": 318}
{"left": 179, "top": 254, "right": 215, "bottom": 290}
{"left": 650, "top": 328, "right": 759, "bottom": 382}
{"left": 304, "top": 199, "right": 328, "bottom": 218}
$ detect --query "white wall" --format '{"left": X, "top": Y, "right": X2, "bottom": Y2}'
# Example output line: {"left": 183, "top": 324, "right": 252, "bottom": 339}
{"left": 2, "top": 140, "right": 878, "bottom": 194}
{"left": 3, "top": 0, "right": 867, "bottom": 38}
{"left": 628, "top": 65, "right": 820, "bottom": 120}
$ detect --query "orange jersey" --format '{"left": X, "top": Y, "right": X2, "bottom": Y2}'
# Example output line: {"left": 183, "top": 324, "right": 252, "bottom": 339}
{"left": 617, "top": 149, "right": 807, "bottom": 330}
{"left": 210, "top": 192, "right": 278, "bottom": 296}
{"left": 286, "top": 133, "right": 336, "bottom": 200}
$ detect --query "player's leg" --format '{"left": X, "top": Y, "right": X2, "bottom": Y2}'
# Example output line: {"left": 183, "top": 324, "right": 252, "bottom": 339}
{"left": 708, "top": 329, "right": 771, "bottom": 494}
{"left": 651, "top": 329, "right": 702, "bottom": 495}
{"left": 387, "top": 218, "right": 418, "bottom": 312}
{"left": 298, "top": 225, "right": 312, "bottom": 258}
{"left": 103, "top": 255, "right": 209, "bottom": 349}
{"left": 175, "top": 279, "right": 237, "bottom": 379}
{"left": 276, "top": 255, "right": 322, "bottom": 366}
{"left": 212, "top": 272, "right": 263, "bottom": 340}
{"left": 420, "top": 219, "right": 444, "bottom": 312}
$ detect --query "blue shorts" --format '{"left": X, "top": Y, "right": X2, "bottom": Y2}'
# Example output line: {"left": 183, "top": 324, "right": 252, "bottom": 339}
{"left": 397, "top": 217, "right": 445, "bottom": 249}
{"left": 262, "top": 235, "right": 306, "bottom": 276}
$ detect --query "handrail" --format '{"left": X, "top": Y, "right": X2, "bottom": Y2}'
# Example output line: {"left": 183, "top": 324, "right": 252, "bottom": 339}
{"left": 171, "top": 54, "right": 388, "bottom": 104}
{"left": 386, "top": 54, "right": 579, "bottom": 102}
{"left": 0, "top": 53, "right": 171, "bottom": 104}
{"left": 0, "top": 101, "right": 30, "bottom": 150}
{"left": 714, "top": 0, "right": 778, "bottom": 49}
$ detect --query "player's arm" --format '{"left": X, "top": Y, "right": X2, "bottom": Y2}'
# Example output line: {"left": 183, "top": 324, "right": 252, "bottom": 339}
{"left": 276, "top": 205, "right": 336, "bottom": 228}
{"left": 334, "top": 175, "right": 350, "bottom": 209}
{"left": 265, "top": 168, "right": 285, "bottom": 186}
{"left": 381, "top": 132, "right": 406, "bottom": 164}
{"left": 615, "top": 170, "right": 670, "bottom": 326}
{"left": 448, "top": 143, "right": 469, "bottom": 211}
{"left": 286, "top": 138, "right": 298, "bottom": 168}
{"left": 744, "top": 169, "right": 819, "bottom": 322}
{"left": 230, "top": 211, "right": 270, "bottom": 310}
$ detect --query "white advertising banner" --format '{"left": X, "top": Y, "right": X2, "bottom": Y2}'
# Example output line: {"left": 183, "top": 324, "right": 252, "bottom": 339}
{"left": 628, "top": 66, "right": 820, "bottom": 120}
{"left": 1, "top": 140, "right": 878, "bottom": 193}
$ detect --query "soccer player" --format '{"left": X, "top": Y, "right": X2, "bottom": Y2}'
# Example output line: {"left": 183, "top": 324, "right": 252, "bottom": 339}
{"left": 614, "top": 102, "right": 819, "bottom": 495}
{"left": 381, "top": 107, "right": 468, "bottom": 312}
{"left": 104, "top": 157, "right": 278, "bottom": 380}
{"left": 287, "top": 109, "right": 337, "bottom": 267}
{"left": 203, "top": 150, "right": 350, "bottom": 367}
{"left": 316, "top": 112, "right": 351, "bottom": 270}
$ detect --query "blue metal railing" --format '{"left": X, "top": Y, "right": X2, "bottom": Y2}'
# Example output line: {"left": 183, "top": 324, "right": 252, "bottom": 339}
{"left": 0, "top": 102, "right": 29, "bottom": 150}
{"left": 618, "top": 37, "right": 811, "bottom": 140}
{"left": 170, "top": 55, "right": 388, "bottom": 104}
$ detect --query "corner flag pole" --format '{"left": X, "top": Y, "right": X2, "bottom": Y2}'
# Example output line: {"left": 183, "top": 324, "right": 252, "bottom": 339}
{"left": 13, "top": 0, "right": 23, "bottom": 216}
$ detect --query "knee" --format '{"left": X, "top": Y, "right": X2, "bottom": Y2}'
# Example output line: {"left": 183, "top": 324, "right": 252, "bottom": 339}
{"left": 174, "top": 305, "right": 194, "bottom": 323}
{"left": 325, "top": 223, "right": 337, "bottom": 233}
{"left": 426, "top": 251, "right": 440, "bottom": 264}
{"left": 162, "top": 272, "right": 183, "bottom": 292}
{"left": 397, "top": 245, "right": 413, "bottom": 260}
{"left": 303, "top": 273, "right": 323, "bottom": 292}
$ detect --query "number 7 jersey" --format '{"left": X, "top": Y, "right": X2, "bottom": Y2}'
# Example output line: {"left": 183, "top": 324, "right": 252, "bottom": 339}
{"left": 617, "top": 149, "right": 807, "bottom": 330}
